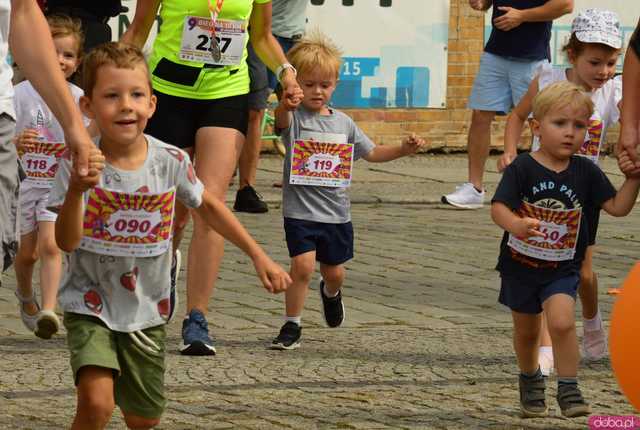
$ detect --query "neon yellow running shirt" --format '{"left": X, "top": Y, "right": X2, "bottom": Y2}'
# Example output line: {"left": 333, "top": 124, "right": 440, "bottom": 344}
{"left": 149, "top": 0, "right": 270, "bottom": 99}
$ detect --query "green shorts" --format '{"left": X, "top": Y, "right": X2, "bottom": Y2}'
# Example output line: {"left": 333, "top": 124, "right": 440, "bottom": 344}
{"left": 64, "top": 312, "right": 167, "bottom": 419}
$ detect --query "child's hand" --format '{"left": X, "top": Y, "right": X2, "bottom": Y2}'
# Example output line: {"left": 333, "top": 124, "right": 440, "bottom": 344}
{"left": 618, "top": 150, "right": 640, "bottom": 178}
{"left": 514, "top": 217, "right": 545, "bottom": 239}
{"left": 401, "top": 133, "right": 426, "bottom": 155}
{"left": 13, "top": 128, "right": 40, "bottom": 154}
{"left": 68, "top": 147, "right": 105, "bottom": 193}
{"left": 280, "top": 85, "right": 304, "bottom": 111}
{"left": 497, "top": 150, "right": 516, "bottom": 172}
{"left": 252, "top": 253, "right": 291, "bottom": 294}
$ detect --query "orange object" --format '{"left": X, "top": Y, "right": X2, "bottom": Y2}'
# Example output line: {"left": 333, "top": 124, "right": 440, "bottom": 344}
{"left": 607, "top": 288, "right": 622, "bottom": 296}
{"left": 609, "top": 262, "right": 640, "bottom": 411}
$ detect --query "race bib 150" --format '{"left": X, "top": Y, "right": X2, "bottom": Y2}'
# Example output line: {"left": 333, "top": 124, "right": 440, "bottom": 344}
{"left": 507, "top": 201, "right": 581, "bottom": 262}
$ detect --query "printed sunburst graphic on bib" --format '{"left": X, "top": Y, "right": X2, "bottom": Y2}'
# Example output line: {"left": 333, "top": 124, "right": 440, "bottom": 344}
{"left": 290, "top": 140, "right": 354, "bottom": 187}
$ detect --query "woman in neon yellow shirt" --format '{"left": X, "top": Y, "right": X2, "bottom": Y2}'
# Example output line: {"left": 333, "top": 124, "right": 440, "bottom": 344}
{"left": 123, "top": 0, "right": 302, "bottom": 356}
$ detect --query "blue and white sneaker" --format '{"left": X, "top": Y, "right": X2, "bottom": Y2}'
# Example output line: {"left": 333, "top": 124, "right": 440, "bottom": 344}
{"left": 181, "top": 309, "right": 216, "bottom": 356}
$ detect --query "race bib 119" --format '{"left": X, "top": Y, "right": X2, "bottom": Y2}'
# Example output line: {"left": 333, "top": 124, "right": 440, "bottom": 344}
{"left": 289, "top": 140, "right": 354, "bottom": 187}
{"left": 81, "top": 187, "right": 176, "bottom": 258}
{"left": 507, "top": 201, "right": 582, "bottom": 262}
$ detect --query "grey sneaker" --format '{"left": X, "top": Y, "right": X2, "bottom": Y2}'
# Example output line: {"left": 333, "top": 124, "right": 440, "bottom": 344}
{"left": 441, "top": 183, "right": 485, "bottom": 209}
{"left": 35, "top": 310, "right": 60, "bottom": 340}
{"left": 557, "top": 383, "right": 591, "bottom": 418}
{"left": 519, "top": 372, "right": 548, "bottom": 418}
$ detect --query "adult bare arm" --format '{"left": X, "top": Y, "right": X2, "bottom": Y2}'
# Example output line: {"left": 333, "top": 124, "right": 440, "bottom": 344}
{"left": 619, "top": 38, "right": 640, "bottom": 166}
{"left": 249, "top": 2, "right": 302, "bottom": 102}
{"left": 120, "top": 0, "right": 162, "bottom": 48}
{"left": 494, "top": 0, "right": 573, "bottom": 31}
{"left": 10, "top": 0, "right": 92, "bottom": 175}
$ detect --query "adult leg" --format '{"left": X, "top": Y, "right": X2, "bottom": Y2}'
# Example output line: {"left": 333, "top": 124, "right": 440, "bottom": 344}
{"left": 72, "top": 366, "right": 116, "bottom": 430}
{"left": 186, "top": 127, "right": 244, "bottom": 315}
{"left": 0, "top": 114, "right": 18, "bottom": 275}
{"left": 238, "top": 108, "right": 266, "bottom": 189}
{"left": 467, "top": 109, "right": 496, "bottom": 190}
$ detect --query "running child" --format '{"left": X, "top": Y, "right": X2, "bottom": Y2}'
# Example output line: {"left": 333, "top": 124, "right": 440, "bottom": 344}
{"left": 48, "top": 42, "right": 291, "bottom": 429}
{"left": 496, "top": 9, "right": 623, "bottom": 373}
{"left": 13, "top": 14, "right": 90, "bottom": 339}
{"left": 270, "top": 31, "right": 425, "bottom": 350}
{"left": 491, "top": 81, "right": 640, "bottom": 418}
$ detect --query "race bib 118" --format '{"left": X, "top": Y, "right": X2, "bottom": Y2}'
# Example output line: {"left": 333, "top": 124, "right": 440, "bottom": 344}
{"left": 507, "top": 201, "right": 582, "bottom": 262}
{"left": 289, "top": 140, "right": 354, "bottom": 187}
{"left": 81, "top": 187, "right": 176, "bottom": 258}
{"left": 19, "top": 141, "right": 65, "bottom": 188}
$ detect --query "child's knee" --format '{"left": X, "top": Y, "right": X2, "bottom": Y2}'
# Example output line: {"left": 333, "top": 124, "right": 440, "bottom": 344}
{"left": 38, "top": 239, "right": 60, "bottom": 259}
{"left": 320, "top": 264, "right": 345, "bottom": 285}
{"left": 16, "top": 242, "right": 38, "bottom": 265}
{"left": 123, "top": 414, "right": 161, "bottom": 430}
{"left": 77, "top": 392, "right": 115, "bottom": 426}
{"left": 547, "top": 317, "right": 575, "bottom": 338}
{"left": 291, "top": 255, "right": 315, "bottom": 281}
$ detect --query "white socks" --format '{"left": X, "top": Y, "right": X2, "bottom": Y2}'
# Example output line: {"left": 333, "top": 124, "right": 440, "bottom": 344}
{"left": 323, "top": 283, "right": 340, "bottom": 298}
{"left": 285, "top": 316, "right": 301, "bottom": 326}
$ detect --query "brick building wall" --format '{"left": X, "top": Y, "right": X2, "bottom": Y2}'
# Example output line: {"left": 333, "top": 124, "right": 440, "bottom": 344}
{"left": 342, "top": 0, "right": 618, "bottom": 153}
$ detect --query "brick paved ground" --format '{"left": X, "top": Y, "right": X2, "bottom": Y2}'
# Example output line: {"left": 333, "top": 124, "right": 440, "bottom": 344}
{"left": 0, "top": 155, "right": 637, "bottom": 429}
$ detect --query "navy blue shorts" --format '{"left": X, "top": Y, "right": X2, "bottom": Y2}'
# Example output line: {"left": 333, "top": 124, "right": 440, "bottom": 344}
{"left": 283, "top": 218, "right": 354, "bottom": 265}
{"left": 499, "top": 274, "right": 579, "bottom": 314}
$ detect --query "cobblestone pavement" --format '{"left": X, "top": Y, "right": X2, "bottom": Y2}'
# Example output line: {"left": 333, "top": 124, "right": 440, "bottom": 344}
{"left": 0, "top": 155, "right": 638, "bottom": 429}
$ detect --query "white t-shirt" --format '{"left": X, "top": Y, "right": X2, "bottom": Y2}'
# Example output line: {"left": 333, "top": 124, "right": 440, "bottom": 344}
{"left": 0, "top": 0, "right": 13, "bottom": 118}
{"left": 13, "top": 80, "right": 88, "bottom": 189}
{"left": 48, "top": 135, "right": 205, "bottom": 332}
{"left": 531, "top": 63, "right": 622, "bottom": 164}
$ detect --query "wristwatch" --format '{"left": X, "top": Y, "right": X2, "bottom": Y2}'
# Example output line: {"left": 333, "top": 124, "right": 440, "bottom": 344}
{"left": 276, "top": 63, "right": 297, "bottom": 83}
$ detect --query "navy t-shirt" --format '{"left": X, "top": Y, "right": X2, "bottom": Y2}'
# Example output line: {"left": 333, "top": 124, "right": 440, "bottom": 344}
{"left": 492, "top": 154, "right": 616, "bottom": 283}
{"left": 485, "top": 0, "right": 552, "bottom": 61}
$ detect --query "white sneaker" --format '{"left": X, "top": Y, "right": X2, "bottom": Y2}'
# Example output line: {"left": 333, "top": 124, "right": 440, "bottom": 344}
{"left": 441, "top": 183, "right": 485, "bottom": 209}
{"left": 582, "top": 324, "right": 608, "bottom": 361}
{"left": 538, "top": 347, "right": 554, "bottom": 376}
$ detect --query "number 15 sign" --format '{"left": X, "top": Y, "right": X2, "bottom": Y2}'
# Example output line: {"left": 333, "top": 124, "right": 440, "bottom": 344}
{"left": 290, "top": 140, "right": 354, "bottom": 188}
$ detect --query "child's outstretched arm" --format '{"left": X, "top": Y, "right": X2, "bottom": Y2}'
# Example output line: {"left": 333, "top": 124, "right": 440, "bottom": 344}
{"left": 55, "top": 148, "right": 105, "bottom": 252}
{"left": 491, "top": 201, "right": 546, "bottom": 239}
{"left": 194, "top": 191, "right": 291, "bottom": 294}
{"left": 498, "top": 78, "right": 538, "bottom": 172}
{"left": 363, "top": 134, "right": 426, "bottom": 162}
{"left": 601, "top": 156, "right": 640, "bottom": 217}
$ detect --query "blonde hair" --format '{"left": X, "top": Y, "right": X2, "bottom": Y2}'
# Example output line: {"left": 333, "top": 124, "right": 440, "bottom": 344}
{"left": 532, "top": 81, "right": 594, "bottom": 121}
{"left": 82, "top": 42, "right": 150, "bottom": 97}
{"left": 47, "top": 14, "right": 84, "bottom": 58}
{"left": 287, "top": 30, "right": 343, "bottom": 79}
